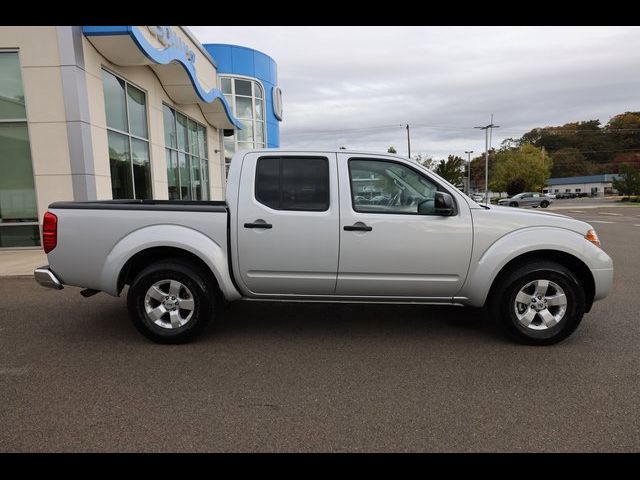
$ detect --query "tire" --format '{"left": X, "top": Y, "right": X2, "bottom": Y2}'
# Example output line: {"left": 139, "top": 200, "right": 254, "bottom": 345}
{"left": 126, "top": 259, "right": 216, "bottom": 344}
{"left": 540, "top": 201, "right": 549, "bottom": 208}
{"left": 509, "top": 201, "right": 518, "bottom": 207}
{"left": 488, "top": 260, "right": 585, "bottom": 345}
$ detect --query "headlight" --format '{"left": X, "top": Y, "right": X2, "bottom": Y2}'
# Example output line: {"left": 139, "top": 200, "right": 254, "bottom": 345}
{"left": 585, "top": 229, "right": 601, "bottom": 248}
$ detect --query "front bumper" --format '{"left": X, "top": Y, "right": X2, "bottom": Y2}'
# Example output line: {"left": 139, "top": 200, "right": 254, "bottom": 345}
{"left": 34, "top": 265, "right": 64, "bottom": 290}
{"left": 592, "top": 266, "right": 614, "bottom": 302}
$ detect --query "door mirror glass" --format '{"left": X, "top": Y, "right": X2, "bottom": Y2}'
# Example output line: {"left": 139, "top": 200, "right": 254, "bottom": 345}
{"left": 434, "top": 191, "right": 455, "bottom": 216}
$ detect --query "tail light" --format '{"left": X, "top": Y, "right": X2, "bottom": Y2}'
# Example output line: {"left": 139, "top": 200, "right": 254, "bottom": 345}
{"left": 42, "top": 212, "right": 58, "bottom": 253}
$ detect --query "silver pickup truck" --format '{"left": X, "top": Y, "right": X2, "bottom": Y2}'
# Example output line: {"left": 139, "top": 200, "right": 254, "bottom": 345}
{"left": 35, "top": 149, "right": 613, "bottom": 345}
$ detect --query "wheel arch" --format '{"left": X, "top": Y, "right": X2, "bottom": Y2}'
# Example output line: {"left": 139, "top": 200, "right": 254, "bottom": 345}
{"left": 486, "top": 250, "right": 595, "bottom": 312}
{"left": 97, "top": 224, "right": 241, "bottom": 301}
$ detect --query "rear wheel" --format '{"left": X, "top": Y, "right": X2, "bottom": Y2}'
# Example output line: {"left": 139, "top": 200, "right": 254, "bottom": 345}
{"left": 127, "top": 259, "right": 216, "bottom": 343}
{"left": 489, "top": 260, "right": 585, "bottom": 345}
{"left": 509, "top": 201, "right": 519, "bottom": 207}
{"left": 540, "top": 200, "right": 549, "bottom": 208}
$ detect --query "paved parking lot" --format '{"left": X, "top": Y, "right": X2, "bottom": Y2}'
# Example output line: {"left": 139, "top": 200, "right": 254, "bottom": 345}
{"left": 1, "top": 206, "right": 639, "bottom": 452}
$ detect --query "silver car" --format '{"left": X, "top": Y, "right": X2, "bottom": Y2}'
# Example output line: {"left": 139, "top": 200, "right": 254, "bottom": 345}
{"left": 499, "top": 192, "right": 553, "bottom": 208}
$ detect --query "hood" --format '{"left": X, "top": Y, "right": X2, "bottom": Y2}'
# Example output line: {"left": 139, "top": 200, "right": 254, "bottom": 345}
{"left": 471, "top": 204, "right": 593, "bottom": 237}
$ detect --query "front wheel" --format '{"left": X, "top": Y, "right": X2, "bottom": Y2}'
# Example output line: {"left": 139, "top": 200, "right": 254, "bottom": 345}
{"left": 127, "top": 259, "right": 216, "bottom": 344}
{"left": 489, "top": 260, "right": 585, "bottom": 345}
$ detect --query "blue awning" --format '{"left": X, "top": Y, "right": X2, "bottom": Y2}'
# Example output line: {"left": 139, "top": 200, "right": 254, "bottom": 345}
{"left": 83, "top": 26, "right": 241, "bottom": 130}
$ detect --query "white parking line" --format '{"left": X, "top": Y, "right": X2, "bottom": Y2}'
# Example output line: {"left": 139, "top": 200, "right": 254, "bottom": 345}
{"left": 598, "top": 212, "right": 622, "bottom": 216}
{"left": 589, "top": 220, "right": 615, "bottom": 224}
{"left": 568, "top": 210, "right": 585, "bottom": 214}
{"left": 634, "top": 224, "right": 640, "bottom": 227}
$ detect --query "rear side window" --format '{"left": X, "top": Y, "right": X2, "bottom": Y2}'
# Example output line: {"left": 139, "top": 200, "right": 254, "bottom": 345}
{"left": 255, "top": 156, "right": 330, "bottom": 211}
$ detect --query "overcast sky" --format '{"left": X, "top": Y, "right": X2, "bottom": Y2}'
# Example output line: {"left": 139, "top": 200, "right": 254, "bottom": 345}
{"left": 189, "top": 26, "right": 640, "bottom": 159}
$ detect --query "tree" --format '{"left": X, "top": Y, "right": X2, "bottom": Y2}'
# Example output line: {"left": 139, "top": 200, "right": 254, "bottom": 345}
{"left": 612, "top": 164, "right": 640, "bottom": 196}
{"left": 434, "top": 155, "right": 465, "bottom": 188}
{"left": 490, "top": 145, "right": 552, "bottom": 196}
{"left": 387, "top": 146, "right": 397, "bottom": 154}
{"left": 469, "top": 149, "right": 497, "bottom": 192}
{"left": 413, "top": 154, "right": 435, "bottom": 170}
{"left": 550, "top": 148, "right": 594, "bottom": 177}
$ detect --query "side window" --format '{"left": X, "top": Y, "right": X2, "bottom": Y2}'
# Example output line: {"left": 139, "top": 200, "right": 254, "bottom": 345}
{"left": 255, "top": 156, "right": 329, "bottom": 211}
{"left": 349, "top": 159, "right": 437, "bottom": 214}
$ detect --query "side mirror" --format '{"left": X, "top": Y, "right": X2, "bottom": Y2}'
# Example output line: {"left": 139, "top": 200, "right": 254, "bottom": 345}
{"left": 434, "top": 191, "right": 455, "bottom": 216}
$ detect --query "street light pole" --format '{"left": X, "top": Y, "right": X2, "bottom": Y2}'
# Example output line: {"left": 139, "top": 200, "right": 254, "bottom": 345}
{"left": 464, "top": 150, "right": 474, "bottom": 194}
{"left": 474, "top": 122, "right": 500, "bottom": 203}
{"left": 406, "top": 124, "right": 411, "bottom": 158}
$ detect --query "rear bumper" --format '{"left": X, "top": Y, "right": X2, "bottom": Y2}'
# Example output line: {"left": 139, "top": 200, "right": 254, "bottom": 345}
{"left": 34, "top": 265, "right": 64, "bottom": 290}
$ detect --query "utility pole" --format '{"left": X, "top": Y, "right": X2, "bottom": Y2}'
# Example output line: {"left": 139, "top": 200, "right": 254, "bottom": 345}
{"left": 474, "top": 121, "right": 500, "bottom": 204}
{"left": 465, "top": 150, "right": 474, "bottom": 194}
{"left": 406, "top": 124, "right": 411, "bottom": 158}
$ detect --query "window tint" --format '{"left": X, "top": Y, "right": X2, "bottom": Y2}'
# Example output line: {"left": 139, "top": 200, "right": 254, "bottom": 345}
{"left": 349, "top": 159, "right": 437, "bottom": 214}
{"left": 255, "top": 157, "right": 329, "bottom": 211}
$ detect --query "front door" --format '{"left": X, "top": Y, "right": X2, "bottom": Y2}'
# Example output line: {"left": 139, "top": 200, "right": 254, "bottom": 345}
{"left": 336, "top": 155, "right": 473, "bottom": 298}
{"left": 236, "top": 152, "right": 340, "bottom": 296}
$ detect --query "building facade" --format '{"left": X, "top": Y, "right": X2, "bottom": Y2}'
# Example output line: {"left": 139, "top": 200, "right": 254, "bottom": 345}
{"left": 0, "top": 26, "right": 282, "bottom": 249}
{"left": 203, "top": 44, "right": 281, "bottom": 178}
{"left": 544, "top": 174, "right": 621, "bottom": 197}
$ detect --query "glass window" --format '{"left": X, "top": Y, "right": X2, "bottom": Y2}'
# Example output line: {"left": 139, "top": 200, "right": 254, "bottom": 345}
{"left": 235, "top": 97, "right": 253, "bottom": 119}
{"left": 176, "top": 113, "right": 188, "bottom": 151}
{"left": 237, "top": 120, "right": 253, "bottom": 142}
{"left": 255, "top": 157, "right": 280, "bottom": 209}
{"left": 349, "top": 159, "right": 437, "bottom": 215}
{"left": 0, "top": 52, "right": 27, "bottom": 120}
{"left": 254, "top": 82, "right": 263, "bottom": 99}
{"left": 179, "top": 152, "right": 190, "bottom": 200}
{"left": 131, "top": 138, "right": 151, "bottom": 199}
{"left": 102, "top": 69, "right": 151, "bottom": 199}
{"left": 0, "top": 53, "right": 39, "bottom": 248}
{"left": 219, "top": 76, "right": 268, "bottom": 179}
{"left": 235, "top": 79, "right": 252, "bottom": 96}
{"left": 162, "top": 104, "right": 210, "bottom": 200}
{"left": 162, "top": 105, "right": 177, "bottom": 149}
{"left": 198, "top": 124, "right": 207, "bottom": 159}
{"left": 221, "top": 77, "right": 232, "bottom": 94}
{"left": 166, "top": 149, "right": 179, "bottom": 200}
{"left": 102, "top": 69, "right": 127, "bottom": 132}
{"left": 255, "top": 122, "right": 264, "bottom": 143}
{"left": 108, "top": 131, "right": 133, "bottom": 199}
{"left": 255, "top": 157, "right": 329, "bottom": 212}
{"left": 126, "top": 84, "right": 148, "bottom": 138}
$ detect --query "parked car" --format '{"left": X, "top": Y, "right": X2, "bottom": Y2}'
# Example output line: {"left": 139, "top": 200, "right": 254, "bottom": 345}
{"left": 545, "top": 193, "right": 557, "bottom": 199}
{"left": 498, "top": 192, "right": 553, "bottom": 208}
{"left": 470, "top": 193, "right": 485, "bottom": 203}
{"left": 35, "top": 149, "right": 612, "bottom": 346}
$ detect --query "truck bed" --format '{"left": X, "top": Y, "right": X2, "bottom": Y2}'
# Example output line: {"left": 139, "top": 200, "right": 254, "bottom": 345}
{"left": 46, "top": 199, "right": 230, "bottom": 296}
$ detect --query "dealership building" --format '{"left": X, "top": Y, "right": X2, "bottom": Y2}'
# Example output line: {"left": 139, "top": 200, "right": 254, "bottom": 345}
{"left": 0, "top": 26, "right": 282, "bottom": 248}
{"left": 544, "top": 174, "right": 621, "bottom": 197}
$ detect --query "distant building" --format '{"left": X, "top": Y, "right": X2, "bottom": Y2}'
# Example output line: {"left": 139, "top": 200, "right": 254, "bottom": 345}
{"left": 544, "top": 174, "right": 621, "bottom": 197}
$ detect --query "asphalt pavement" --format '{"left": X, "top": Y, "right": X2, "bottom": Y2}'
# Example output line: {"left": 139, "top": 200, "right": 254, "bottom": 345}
{"left": 1, "top": 205, "right": 639, "bottom": 452}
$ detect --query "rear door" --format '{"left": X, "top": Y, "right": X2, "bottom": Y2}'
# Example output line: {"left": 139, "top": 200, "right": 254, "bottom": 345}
{"left": 235, "top": 152, "right": 340, "bottom": 296}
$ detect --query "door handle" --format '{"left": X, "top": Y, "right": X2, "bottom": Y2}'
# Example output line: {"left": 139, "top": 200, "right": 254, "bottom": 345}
{"left": 344, "top": 223, "right": 372, "bottom": 232}
{"left": 244, "top": 221, "right": 272, "bottom": 229}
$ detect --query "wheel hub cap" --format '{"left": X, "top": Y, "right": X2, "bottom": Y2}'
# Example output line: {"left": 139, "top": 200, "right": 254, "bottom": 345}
{"left": 514, "top": 279, "right": 567, "bottom": 331}
{"left": 143, "top": 280, "right": 195, "bottom": 329}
